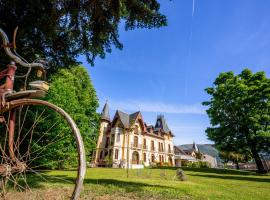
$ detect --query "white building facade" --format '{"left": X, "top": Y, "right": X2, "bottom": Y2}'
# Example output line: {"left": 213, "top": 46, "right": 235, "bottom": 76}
{"left": 93, "top": 102, "right": 175, "bottom": 169}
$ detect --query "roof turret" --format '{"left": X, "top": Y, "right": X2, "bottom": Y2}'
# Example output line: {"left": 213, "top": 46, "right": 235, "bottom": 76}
{"left": 193, "top": 141, "right": 199, "bottom": 153}
{"left": 154, "top": 114, "right": 171, "bottom": 133}
{"left": 101, "top": 101, "right": 110, "bottom": 122}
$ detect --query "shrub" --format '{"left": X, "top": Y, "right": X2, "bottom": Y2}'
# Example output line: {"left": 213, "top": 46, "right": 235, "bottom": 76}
{"left": 186, "top": 161, "right": 210, "bottom": 168}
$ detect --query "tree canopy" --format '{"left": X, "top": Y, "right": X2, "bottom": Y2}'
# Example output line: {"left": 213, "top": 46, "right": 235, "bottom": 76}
{"left": 44, "top": 66, "right": 100, "bottom": 158}
{"left": 0, "top": 0, "right": 167, "bottom": 72}
{"left": 203, "top": 69, "right": 270, "bottom": 173}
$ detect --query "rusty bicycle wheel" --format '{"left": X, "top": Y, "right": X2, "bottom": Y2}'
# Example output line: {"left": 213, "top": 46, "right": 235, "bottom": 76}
{"left": 0, "top": 99, "right": 86, "bottom": 200}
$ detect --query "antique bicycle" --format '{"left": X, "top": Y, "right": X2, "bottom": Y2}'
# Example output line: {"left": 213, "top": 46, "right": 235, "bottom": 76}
{"left": 0, "top": 28, "right": 86, "bottom": 199}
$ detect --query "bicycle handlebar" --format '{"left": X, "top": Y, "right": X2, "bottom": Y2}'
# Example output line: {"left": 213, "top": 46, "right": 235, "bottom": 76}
{"left": 0, "top": 28, "right": 44, "bottom": 69}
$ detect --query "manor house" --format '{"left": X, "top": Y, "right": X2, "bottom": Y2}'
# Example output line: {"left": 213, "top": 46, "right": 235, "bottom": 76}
{"left": 93, "top": 102, "right": 175, "bottom": 168}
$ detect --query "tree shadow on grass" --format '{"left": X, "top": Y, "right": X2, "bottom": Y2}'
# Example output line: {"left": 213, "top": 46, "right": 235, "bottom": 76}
{"left": 25, "top": 171, "right": 178, "bottom": 194}
{"left": 24, "top": 170, "right": 77, "bottom": 189}
{"left": 83, "top": 178, "right": 176, "bottom": 193}
{"left": 149, "top": 166, "right": 261, "bottom": 176}
{"left": 189, "top": 173, "right": 270, "bottom": 183}
{"left": 181, "top": 167, "right": 259, "bottom": 176}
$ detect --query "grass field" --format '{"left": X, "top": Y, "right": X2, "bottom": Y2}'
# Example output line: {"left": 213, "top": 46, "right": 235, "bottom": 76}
{"left": 6, "top": 167, "right": 270, "bottom": 200}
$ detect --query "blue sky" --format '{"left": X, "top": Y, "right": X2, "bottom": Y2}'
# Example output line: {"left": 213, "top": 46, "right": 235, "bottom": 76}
{"left": 79, "top": 0, "right": 270, "bottom": 145}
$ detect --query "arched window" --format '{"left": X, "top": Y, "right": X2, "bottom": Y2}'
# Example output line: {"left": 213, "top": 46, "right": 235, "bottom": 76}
{"left": 132, "top": 151, "right": 139, "bottom": 164}
{"left": 168, "top": 144, "right": 171, "bottom": 153}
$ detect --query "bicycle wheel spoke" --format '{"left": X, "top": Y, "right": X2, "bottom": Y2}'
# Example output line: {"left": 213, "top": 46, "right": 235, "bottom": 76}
{"left": 23, "top": 172, "right": 32, "bottom": 192}
{"left": 21, "top": 118, "right": 62, "bottom": 162}
{"left": 26, "top": 168, "right": 50, "bottom": 183}
{"left": 29, "top": 157, "right": 75, "bottom": 170}
{"left": 28, "top": 119, "right": 60, "bottom": 151}
{"left": 1, "top": 112, "right": 10, "bottom": 164}
{"left": 0, "top": 100, "right": 84, "bottom": 199}
{"left": 11, "top": 173, "right": 22, "bottom": 192}
{"left": 25, "top": 123, "right": 35, "bottom": 161}
{"left": 0, "top": 144, "right": 10, "bottom": 165}
{"left": 26, "top": 135, "right": 71, "bottom": 166}
{"left": 17, "top": 105, "right": 29, "bottom": 142}
{"left": 28, "top": 168, "right": 74, "bottom": 184}
{"left": 15, "top": 109, "right": 47, "bottom": 154}
{"left": 17, "top": 106, "right": 28, "bottom": 148}
{"left": 6, "top": 174, "right": 26, "bottom": 191}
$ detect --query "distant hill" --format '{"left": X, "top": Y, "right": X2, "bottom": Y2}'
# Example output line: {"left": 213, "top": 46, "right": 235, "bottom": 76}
{"left": 179, "top": 144, "right": 222, "bottom": 164}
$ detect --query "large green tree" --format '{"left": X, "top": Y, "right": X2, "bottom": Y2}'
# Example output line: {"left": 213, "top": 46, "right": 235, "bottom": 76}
{"left": 203, "top": 69, "right": 270, "bottom": 173}
{"left": 44, "top": 66, "right": 100, "bottom": 160}
{"left": 0, "top": 0, "right": 167, "bottom": 72}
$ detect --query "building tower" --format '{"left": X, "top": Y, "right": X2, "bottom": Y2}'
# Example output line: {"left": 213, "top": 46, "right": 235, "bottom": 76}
{"left": 193, "top": 141, "right": 199, "bottom": 153}
{"left": 94, "top": 101, "right": 111, "bottom": 165}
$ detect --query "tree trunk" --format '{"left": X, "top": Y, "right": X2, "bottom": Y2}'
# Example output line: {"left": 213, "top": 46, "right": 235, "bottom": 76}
{"left": 251, "top": 148, "right": 267, "bottom": 174}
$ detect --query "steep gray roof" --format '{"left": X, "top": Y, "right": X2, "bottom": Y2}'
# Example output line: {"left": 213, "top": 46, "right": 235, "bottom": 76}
{"left": 114, "top": 111, "right": 142, "bottom": 128}
{"left": 154, "top": 115, "right": 171, "bottom": 133}
{"left": 101, "top": 101, "right": 110, "bottom": 121}
{"left": 116, "top": 110, "right": 130, "bottom": 128}
{"left": 174, "top": 146, "right": 187, "bottom": 155}
{"left": 179, "top": 144, "right": 222, "bottom": 164}
{"left": 129, "top": 111, "right": 140, "bottom": 125}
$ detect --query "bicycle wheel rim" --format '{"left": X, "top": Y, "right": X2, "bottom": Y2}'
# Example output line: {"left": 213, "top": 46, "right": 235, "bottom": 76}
{"left": 0, "top": 99, "right": 86, "bottom": 200}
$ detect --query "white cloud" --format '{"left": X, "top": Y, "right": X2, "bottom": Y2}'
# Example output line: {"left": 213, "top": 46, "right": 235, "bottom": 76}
{"left": 170, "top": 125, "right": 206, "bottom": 132}
{"left": 108, "top": 99, "right": 206, "bottom": 114}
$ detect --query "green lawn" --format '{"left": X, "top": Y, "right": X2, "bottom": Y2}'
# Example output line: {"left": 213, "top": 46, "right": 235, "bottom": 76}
{"left": 8, "top": 167, "right": 270, "bottom": 200}
{"left": 78, "top": 167, "right": 270, "bottom": 200}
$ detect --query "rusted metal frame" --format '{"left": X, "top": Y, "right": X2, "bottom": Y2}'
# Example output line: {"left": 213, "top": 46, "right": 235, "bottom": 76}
{"left": 4, "top": 63, "right": 17, "bottom": 162}
{"left": 0, "top": 68, "right": 8, "bottom": 79}
{"left": 0, "top": 63, "right": 17, "bottom": 108}
{"left": 5, "top": 63, "right": 16, "bottom": 91}
{"left": 0, "top": 69, "right": 9, "bottom": 95}
{"left": 8, "top": 109, "right": 16, "bottom": 161}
